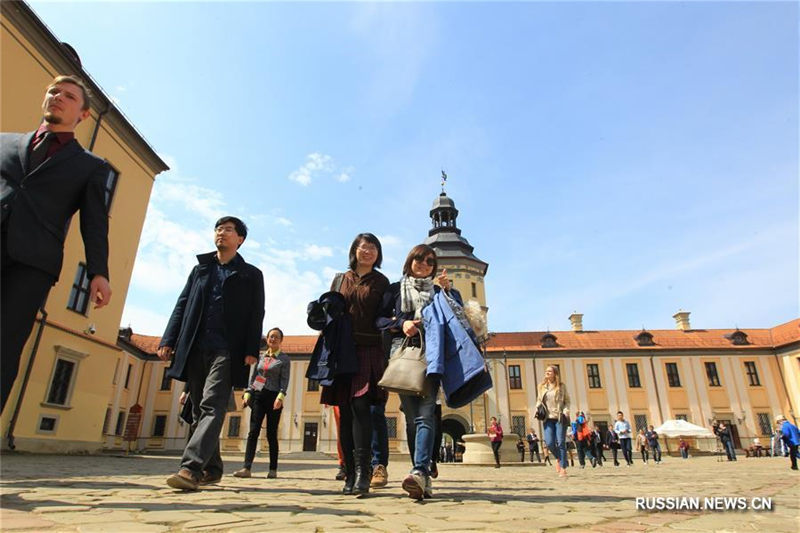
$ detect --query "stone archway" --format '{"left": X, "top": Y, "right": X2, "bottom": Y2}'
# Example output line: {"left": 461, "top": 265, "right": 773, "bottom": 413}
{"left": 440, "top": 415, "right": 469, "bottom": 462}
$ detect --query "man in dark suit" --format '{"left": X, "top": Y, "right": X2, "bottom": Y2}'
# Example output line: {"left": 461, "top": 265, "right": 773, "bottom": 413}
{"left": 158, "top": 216, "right": 264, "bottom": 491}
{"left": 1, "top": 75, "right": 112, "bottom": 413}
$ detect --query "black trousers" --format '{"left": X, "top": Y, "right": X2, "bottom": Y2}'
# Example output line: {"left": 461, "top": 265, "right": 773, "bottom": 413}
{"left": 1, "top": 237, "right": 54, "bottom": 413}
{"left": 339, "top": 395, "right": 373, "bottom": 467}
{"left": 243, "top": 389, "right": 283, "bottom": 471}
{"left": 788, "top": 443, "right": 798, "bottom": 470}
{"left": 577, "top": 439, "right": 596, "bottom": 466}
{"left": 611, "top": 446, "right": 620, "bottom": 465}
{"left": 491, "top": 441, "right": 502, "bottom": 465}
{"left": 529, "top": 445, "right": 541, "bottom": 462}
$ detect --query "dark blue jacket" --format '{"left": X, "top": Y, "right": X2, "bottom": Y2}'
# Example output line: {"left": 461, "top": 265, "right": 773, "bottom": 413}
{"left": 306, "top": 291, "right": 358, "bottom": 385}
{"left": 160, "top": 252, "right": 264, "bottom": 389}
{"left": 422, "top": 291, "right": 492, "bottom": 408}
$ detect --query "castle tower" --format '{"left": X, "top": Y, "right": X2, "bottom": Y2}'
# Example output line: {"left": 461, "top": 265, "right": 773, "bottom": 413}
{"left": 423, "top": 191, "right": 489, "bottom": 314}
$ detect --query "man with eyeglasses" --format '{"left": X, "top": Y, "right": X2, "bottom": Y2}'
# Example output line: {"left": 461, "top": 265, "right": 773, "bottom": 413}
{"left": 158, "top": 216, "right": 264, "bottom": 490}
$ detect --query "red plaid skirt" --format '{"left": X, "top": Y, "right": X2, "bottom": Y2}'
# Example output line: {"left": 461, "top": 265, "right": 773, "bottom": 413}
{"left": 320, "top": 344, "right": 387, "bottom": 406}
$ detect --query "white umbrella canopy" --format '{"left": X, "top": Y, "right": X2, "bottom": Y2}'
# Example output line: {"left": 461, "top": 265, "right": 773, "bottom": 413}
{"left": 654, "top": 419, "right": 714, "bottom": 438}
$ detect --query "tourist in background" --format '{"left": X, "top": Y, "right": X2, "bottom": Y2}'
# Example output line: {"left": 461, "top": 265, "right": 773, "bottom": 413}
{"left": 775, "top": 415, "right": 799, "bottom": 470}
{"left": 527, "top": 428, "right": 541, "bottom": 463}
{"left": 614, "top": 411, "right": 634, "bottom": 466}
{"left": 645, "top": 425, "right": 662, "bottom": 464}
{"left": 488, "top": 416, "right": 504, "bottom": 468}
{"left": 637, "top": 429, "right": 649, "bottom": 464}
{"left": 606, "top": 428, "right": 621, "bottom": 466}
{"left": 535, "top": 365, "right": 570, "bottom": 478}
{"left": 234, "top": 327, "right": 290, "bottom": 479}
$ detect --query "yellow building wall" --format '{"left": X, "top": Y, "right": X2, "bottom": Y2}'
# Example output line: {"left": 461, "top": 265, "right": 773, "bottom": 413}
{"left": 1, "top": 8, "right": 162, "bottom": 452}
{"left": 778, "top": 351, "right": 799, "bottom": 422}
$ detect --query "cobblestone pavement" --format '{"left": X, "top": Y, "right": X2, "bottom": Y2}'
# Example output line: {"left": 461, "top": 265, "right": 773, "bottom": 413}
{"left": 0, "top": 452, "right": 797, "bottom": 532}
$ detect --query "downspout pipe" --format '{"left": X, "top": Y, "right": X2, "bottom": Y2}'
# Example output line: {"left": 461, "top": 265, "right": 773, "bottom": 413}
{"left": 88, "top": 102, "right": 111, "bottom": 151}
{"left": 648, "top": 352, "right": 664, "bottom": 424}
{"left": 6, "top": 308, "right": 48, "bottom": 450}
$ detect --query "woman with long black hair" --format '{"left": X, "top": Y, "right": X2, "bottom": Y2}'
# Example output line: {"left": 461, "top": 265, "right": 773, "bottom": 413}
{"left": 320, "top": 233, "right": 389, "bottom": 495}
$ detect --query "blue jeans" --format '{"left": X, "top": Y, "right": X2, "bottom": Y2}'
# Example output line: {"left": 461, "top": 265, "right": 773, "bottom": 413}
{"left": 371, "top": 402, "right": 389, "bottom": 467}
{"left": 399, "top": 382, "right": 440, "bottom": 476}
{"left": 543, "top": 418, "right": 568, "bottom": 469}
{"left": 620, "top": 438, "right": 633, "bottom": 464}
{"left": 650, "top": 442, "right": 662, "bottom": 462}
{"left": 722, "top": 439, "right": 737, "bottom": 460}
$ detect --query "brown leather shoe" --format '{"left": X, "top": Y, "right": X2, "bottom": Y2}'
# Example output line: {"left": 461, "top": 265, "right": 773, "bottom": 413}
{"left": 166, "top": 469, "right": 199, "bottom": 491}
{"left": 199, "top": 470, "right": 222, "bottom": 485}
{"left": 267, "top": 469, "right": 277, "bottom": 479}
{"left": 370, "top": 464, "right": 388, "bottom": 488}
{"left": 232, "top": 468, "right": 251, "bottom": 478}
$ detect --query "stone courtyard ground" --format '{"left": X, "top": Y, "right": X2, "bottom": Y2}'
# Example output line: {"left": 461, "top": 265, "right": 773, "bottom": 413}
{"left": 0, "top": 452, "right": 797, "bottom": 532}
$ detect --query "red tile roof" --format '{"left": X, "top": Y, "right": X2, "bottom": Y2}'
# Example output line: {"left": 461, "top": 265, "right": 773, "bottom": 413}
{"left": 122, "top": 318, "right": 800, "bottom": 355}
{"left": 485, "top": 319, "right": 800, "bottom": 353}
{"left": 128, "top": 334, "right": 162, "bottom": 355}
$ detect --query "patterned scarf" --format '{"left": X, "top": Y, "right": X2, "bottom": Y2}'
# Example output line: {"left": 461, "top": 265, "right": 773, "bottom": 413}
{"left": 400, "top": 275, "right": 435, "bottom": 319}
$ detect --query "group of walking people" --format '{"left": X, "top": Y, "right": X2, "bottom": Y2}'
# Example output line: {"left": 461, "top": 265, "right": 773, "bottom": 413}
{"left": 310, "top": 234, "right": 481, "bottom": 500}
{"left": 158, "top": 224, "right": 482, "bottom": 498}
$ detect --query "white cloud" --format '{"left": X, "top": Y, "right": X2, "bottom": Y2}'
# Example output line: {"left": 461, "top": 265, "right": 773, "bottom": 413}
{"left": 288, "top": 153, "right": 355, "bottom": 186}
{"left": 288, "top": 152, "right": 333, "bottom": 186}
{"left": 304, "top": 244, "right": 334, "bottom": 260}
{"left": 336, "top": 166, "right": 354, "bottom": 183}
{"left": 125, "top": 154, "right": 349, "bottom": 337}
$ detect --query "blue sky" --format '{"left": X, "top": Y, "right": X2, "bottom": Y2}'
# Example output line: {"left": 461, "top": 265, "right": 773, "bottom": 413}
{"left": 28, "top": 1, "right": 798, "bottom": 336}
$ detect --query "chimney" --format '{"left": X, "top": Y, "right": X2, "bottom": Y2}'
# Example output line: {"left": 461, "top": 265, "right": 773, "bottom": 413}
{"left": 673, "top": 310, "right": 691, "bottom": 331}
{"left": 569, "top": 312, "right": 583, "bottom": 332}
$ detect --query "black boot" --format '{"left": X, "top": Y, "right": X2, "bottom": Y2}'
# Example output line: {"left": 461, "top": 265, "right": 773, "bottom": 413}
{"left": 342, "top": 455, "right": 355, "bottom": 495}
{"left": 353, "top": 448, "right": 371, "bottom": 495}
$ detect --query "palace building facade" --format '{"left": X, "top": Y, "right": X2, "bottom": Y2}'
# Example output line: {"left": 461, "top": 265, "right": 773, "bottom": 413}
{"left": 109, "top": 191, "right": 799, "bottom": 459}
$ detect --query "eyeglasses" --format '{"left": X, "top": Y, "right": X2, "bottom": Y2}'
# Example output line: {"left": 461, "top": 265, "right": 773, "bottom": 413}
{"left": 357, "top": 245, "right": 378, "bottom": 253}
{"left": 215, "top": 226, "right": 237, "bottom": 234}
{"left": 413, "top": 255, "right": 435, "bottom": 266}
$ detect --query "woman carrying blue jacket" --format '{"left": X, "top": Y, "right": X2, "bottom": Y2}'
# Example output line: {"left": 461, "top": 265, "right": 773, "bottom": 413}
{"left": 377, "top": 244, "right": 459, "bottom": 500}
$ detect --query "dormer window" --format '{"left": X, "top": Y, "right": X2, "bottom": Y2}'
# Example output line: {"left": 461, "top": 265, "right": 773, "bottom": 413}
{"left": 727, "top": 330, "right": 749, "bottom": 346}
{"left": 541, "top": 333, "right": 558, "bottom": 348}
{"left": 635, "top": 330, "right": 654, "bottom": 346}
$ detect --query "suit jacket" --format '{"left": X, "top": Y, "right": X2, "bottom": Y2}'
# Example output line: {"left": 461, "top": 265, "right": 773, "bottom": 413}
{"left": 0, "top": 131, "right": 110, "bottom": 281}
{"left": 160, "top": 251, "right": 264, "bottom": 389}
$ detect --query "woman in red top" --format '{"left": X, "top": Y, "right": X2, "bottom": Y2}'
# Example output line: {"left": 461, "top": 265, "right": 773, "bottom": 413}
{"left": 488, "top": 416, "right": 504, "bottom": 468}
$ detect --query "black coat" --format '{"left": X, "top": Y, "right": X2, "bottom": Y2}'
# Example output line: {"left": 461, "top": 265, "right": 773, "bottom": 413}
{"left": 306, "top": 291, "right": 357, "bottom": 385}
{"left": 1, "top": 131, "right": 110, "bottom": 280}
{"left": 161, "top": 252, "right": 264, "bottom": 389}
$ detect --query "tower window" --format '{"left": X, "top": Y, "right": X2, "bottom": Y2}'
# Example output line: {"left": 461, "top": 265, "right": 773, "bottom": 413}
{"left": 471, "top": 282, "right": 477, "bottom": 298}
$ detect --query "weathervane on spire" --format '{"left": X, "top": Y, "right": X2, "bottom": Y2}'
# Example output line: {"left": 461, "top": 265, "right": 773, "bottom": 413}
{"left": 441, "top": 170, "right": 448, "bottom": 194}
